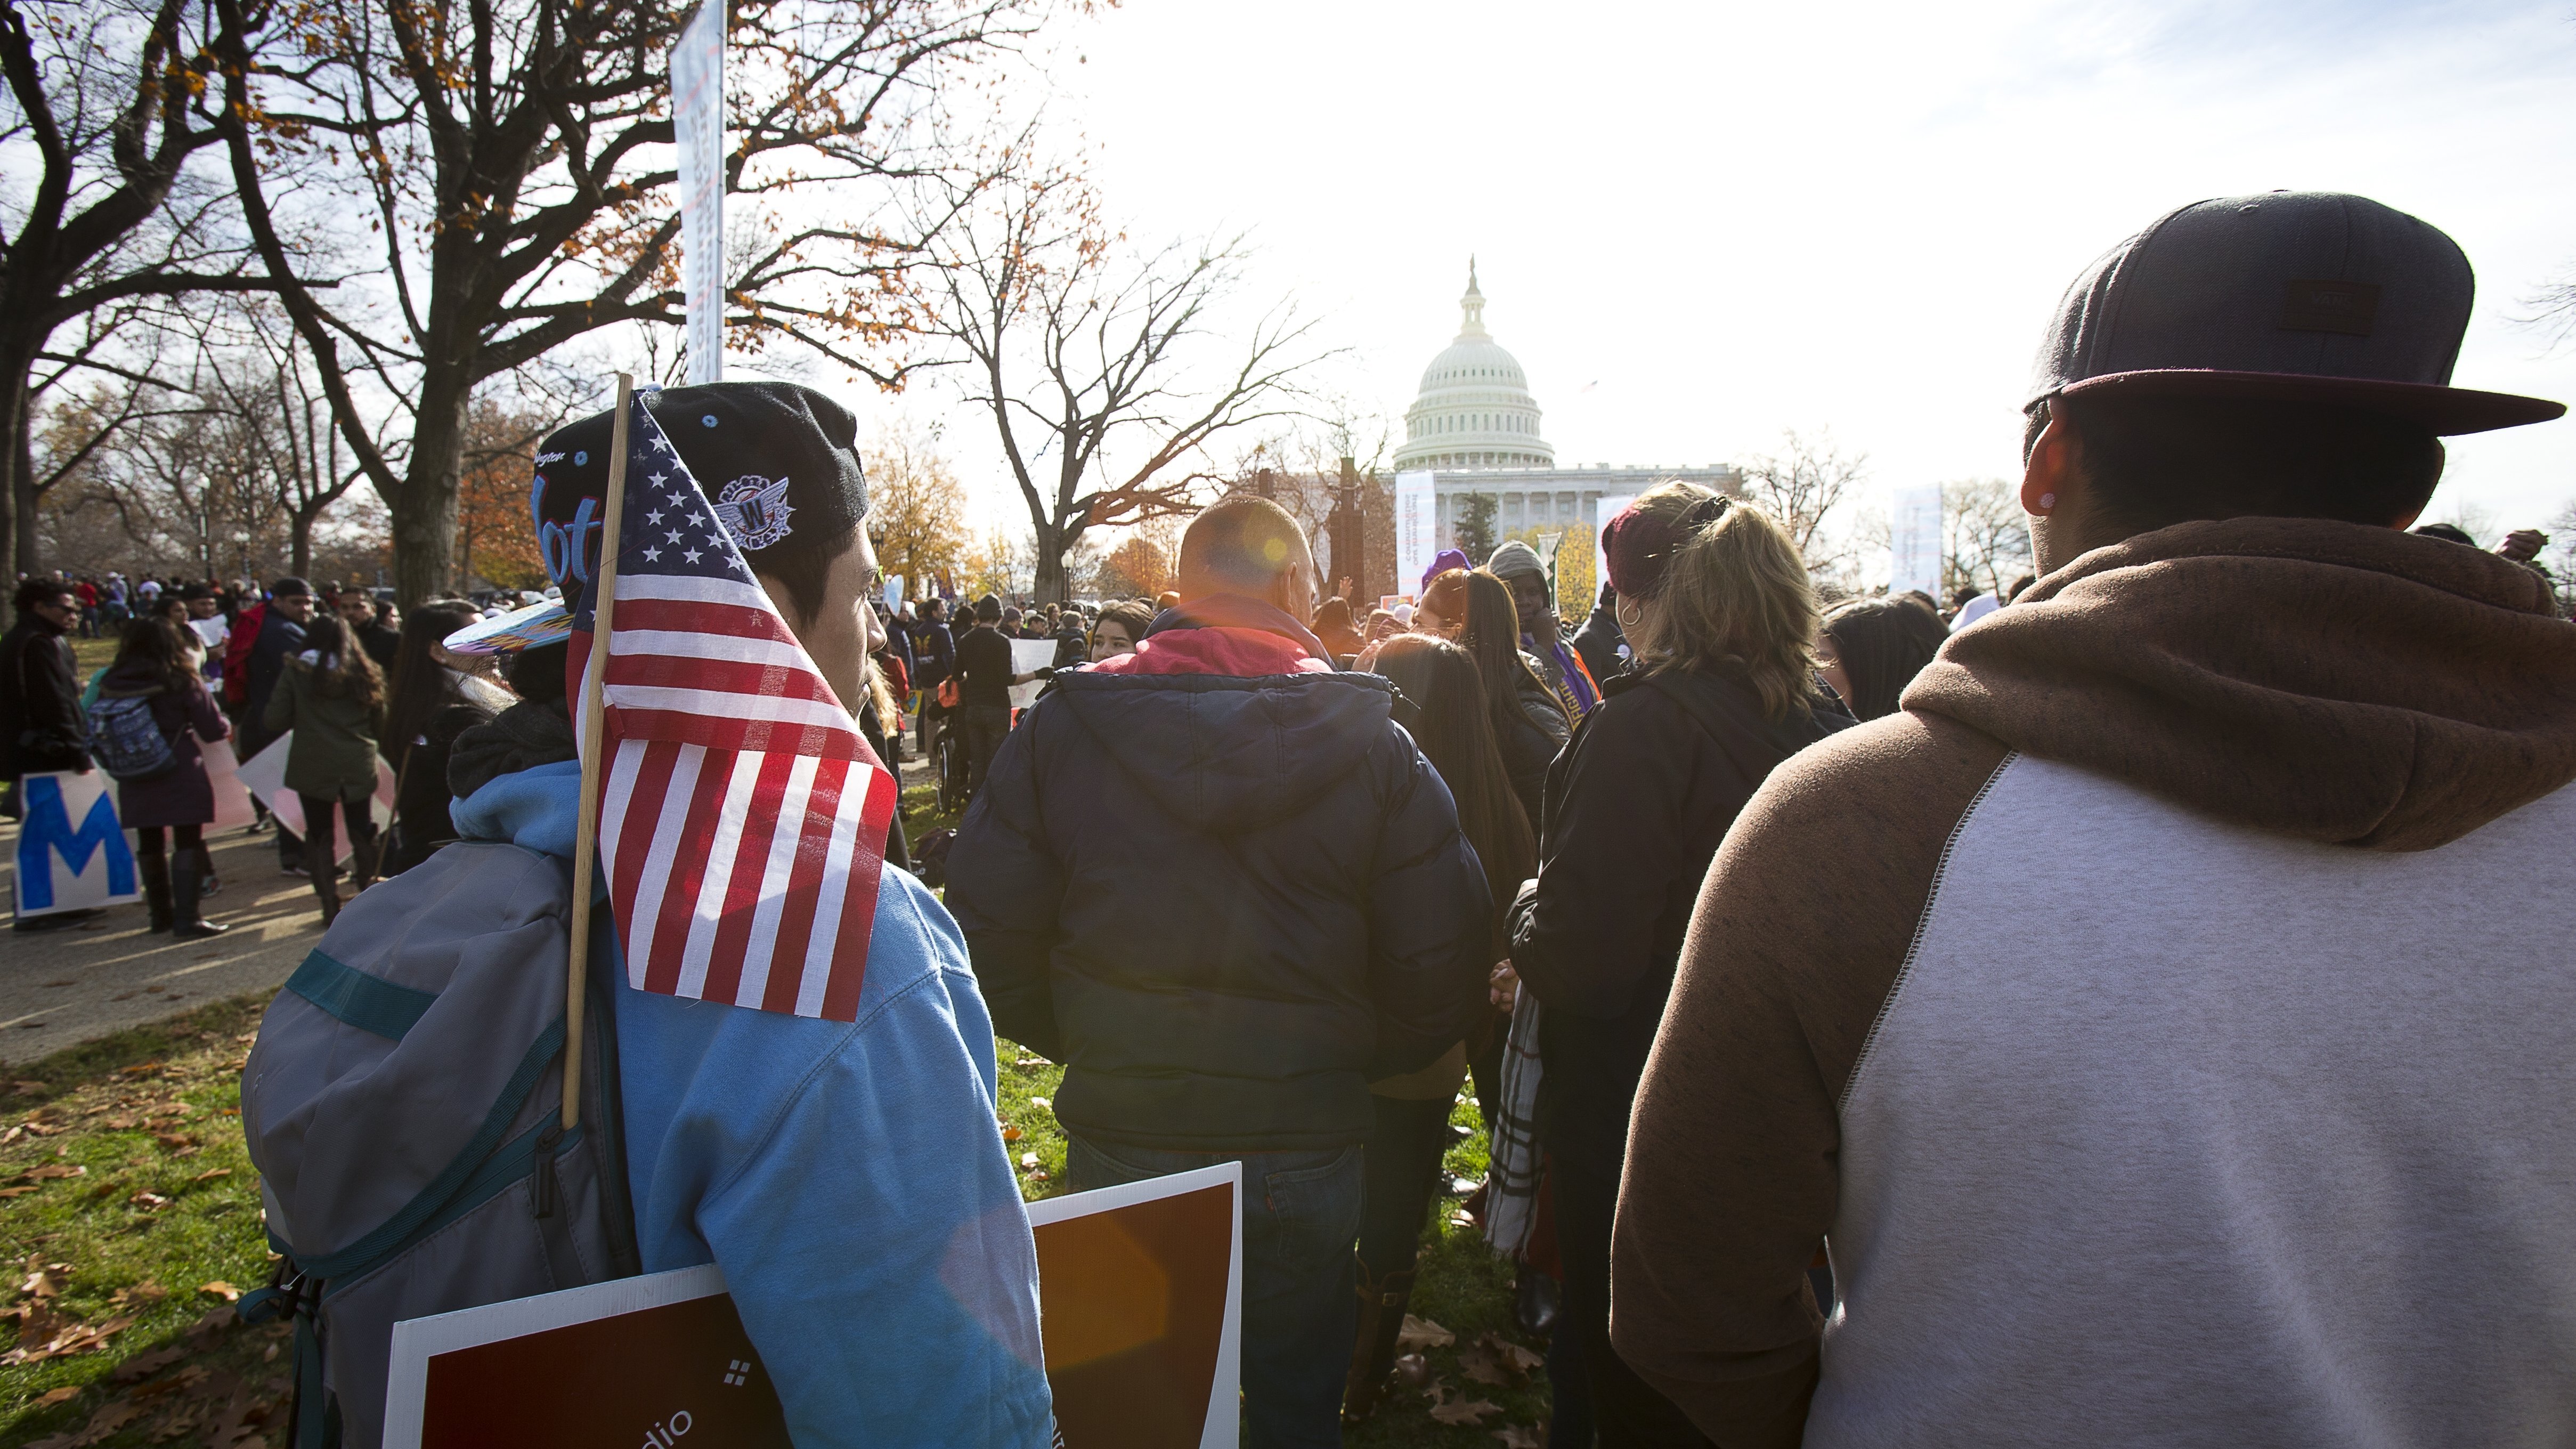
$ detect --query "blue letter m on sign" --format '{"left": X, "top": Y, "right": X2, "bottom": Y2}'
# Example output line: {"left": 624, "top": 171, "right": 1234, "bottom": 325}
{"left": 15, "top": 774, "right": 134, "bottom": 912}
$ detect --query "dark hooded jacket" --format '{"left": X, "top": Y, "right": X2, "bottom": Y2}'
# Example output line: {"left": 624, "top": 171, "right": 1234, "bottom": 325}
{"left": 947, "top": 594, "right": 1493, "bottom": 1153}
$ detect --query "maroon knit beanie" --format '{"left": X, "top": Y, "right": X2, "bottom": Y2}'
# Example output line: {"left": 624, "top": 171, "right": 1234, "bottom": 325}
{"left": 1603, "top": 492, "right": 1728, "bottom": 598}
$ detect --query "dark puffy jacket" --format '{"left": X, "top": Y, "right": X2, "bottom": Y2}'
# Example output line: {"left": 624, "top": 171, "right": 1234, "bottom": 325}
{"left": 947, "top": 601, "right": 1493, "bottom": 1153}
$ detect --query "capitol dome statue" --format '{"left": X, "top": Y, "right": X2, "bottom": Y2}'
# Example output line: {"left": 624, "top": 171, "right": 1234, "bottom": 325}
{"left": 1385, "top": 260, "right": 1740, "bottom": 555}
{"left": 1394, "top": 261, "right": 1556, "bottom": 472}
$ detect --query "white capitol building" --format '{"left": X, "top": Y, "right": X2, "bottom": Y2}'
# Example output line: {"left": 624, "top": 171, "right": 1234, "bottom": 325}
{"left": 1393, "top": 262, "right": 1739, "bottom": 543}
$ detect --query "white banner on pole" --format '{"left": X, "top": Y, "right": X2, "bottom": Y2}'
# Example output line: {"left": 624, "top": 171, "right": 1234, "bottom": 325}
{"left": 235, "top": 733, "right": 396, "bottom": 865}
{"left": 1889, "top": 484, "right": 1944, "bottom": 598}
{"left": 672, "top": 4, "right": 726, "bottom": 386}
{"left": 1592, "top": 493, "right": 1635, "bottom": 601}
{"left": 1393, "top": 471, "right": 1436, "bottom": 600}
{"left": 882, "top": 574, "right": 904, "bottom": 611}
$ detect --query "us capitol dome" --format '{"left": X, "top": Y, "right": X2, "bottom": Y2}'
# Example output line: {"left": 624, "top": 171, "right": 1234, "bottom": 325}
{"left": 1392, "top": 261, "right": 1738, "bottom": 545}
{"left": 1395, "top": 261, "right": 1556, "bottom": 472}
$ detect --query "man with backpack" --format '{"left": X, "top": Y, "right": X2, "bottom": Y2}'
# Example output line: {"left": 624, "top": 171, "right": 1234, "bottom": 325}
{"left": 242, "top": 382, "right": 1050, "bottom": 1449}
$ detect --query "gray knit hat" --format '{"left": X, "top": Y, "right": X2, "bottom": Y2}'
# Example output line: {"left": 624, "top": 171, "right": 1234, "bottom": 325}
{"left": 1486, "top": 539, "right": 1547, "bottom": 584}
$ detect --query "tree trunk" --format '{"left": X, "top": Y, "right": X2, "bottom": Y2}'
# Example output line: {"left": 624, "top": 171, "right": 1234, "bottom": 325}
{"left": 2, "top": 338, "right": 37, "bottom": 579}
{"left": 390, "top": 372, "right": 471, "bottom": 607}
{"left": 289, "top": 507, "right": 315, "bottom": 578}
{"left": 1034, "top": 516, "right": 1070, "bottom": 604}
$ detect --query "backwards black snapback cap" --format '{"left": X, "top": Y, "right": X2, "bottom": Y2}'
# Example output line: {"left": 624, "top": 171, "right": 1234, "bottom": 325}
{"left": 2031, "top": 191, "right": 2564, "bottom": 436}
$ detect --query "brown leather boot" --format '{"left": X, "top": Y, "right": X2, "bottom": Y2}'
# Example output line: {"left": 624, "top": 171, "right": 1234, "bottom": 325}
{"left": 1341, "top": 1264, "right": 1416, "bottom": 1422}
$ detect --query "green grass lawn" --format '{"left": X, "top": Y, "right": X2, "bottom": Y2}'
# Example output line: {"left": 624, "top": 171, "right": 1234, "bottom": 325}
{"left": 68, "top": 637, "right": 117, "bottom": 677}
{"left": 0, "top": 988, "right": 1551, "bottom": 1447}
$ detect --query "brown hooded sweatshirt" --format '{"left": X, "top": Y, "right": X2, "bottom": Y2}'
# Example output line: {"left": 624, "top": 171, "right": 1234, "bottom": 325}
{"left": 1612, "top": 517, "right": 2576, "bottom": 1448}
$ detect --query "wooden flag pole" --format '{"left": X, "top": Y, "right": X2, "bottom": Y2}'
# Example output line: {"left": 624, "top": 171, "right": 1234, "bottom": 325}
{"left": 562, "top": 371, "right": 635, "bottom": 1132}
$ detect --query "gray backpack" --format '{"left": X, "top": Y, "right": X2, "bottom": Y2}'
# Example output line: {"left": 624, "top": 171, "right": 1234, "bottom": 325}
{"left": 240, "top": 839, "right": 639, "bottom": 1449}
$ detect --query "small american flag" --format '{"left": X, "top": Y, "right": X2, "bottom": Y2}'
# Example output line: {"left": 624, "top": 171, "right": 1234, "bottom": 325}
{"left": 566, "top": 396, "right": 896, "bottom": 1021}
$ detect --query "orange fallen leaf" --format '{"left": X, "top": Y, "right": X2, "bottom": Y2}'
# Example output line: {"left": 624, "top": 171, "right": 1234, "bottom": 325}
{"left": 1481, "top": 1331, "right": 1546, "bottom": 1375}
{"left": 200, "top": 1282, "right": 242, "bottom": 1302}
{"left": 1431, "top": 1394, "right": 1503, "bottom": 1427}
{"left": 34, "top": 1385, "right": 79, "bottom": 1406}
{"left": 1457, "top": 1341, "right": 1509, "bottom": 1386}
{"left": 193, "top": 1168, "right": 233, "bottom": 1183}
{"left": 1000, "top": 1127, "right": 1022, "bottom": 1142}
{"left": 1396, "top": 1314, "right": 1454, "bottom": 1353}
{"left": 1492, "top": 1425, "right": 1545, "bottom": 1448}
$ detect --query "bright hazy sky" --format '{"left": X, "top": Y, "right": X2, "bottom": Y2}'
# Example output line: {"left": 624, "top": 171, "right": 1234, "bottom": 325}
{"left": 916, "top": 0, "right": 2576, "bottom": 547}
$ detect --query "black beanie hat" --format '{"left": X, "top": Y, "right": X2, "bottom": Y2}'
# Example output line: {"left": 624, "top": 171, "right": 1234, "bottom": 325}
{"left": 531, "top": 381, "right": 869, "bottom": 595}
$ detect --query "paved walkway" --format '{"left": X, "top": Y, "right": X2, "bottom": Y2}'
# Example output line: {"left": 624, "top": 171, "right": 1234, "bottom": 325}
{"left": 2, "top": 744, "right": 940, "bottom": 1066}
{"left": 1, "top": 822, "right": 320, "bottom": 1065}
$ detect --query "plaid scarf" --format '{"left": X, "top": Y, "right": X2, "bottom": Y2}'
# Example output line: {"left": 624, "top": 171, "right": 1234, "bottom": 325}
{"left": 1482, "top": 999, "right": 1545, "bottom": 1257}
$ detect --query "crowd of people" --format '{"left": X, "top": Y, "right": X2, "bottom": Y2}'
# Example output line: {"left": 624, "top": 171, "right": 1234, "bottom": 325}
{"left": 8, "top": 189, "right": 2576, "bottom": 1448}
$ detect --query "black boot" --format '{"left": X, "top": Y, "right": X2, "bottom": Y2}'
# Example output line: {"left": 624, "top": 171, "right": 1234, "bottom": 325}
{"left": 1342, "top": 1264, "right": 1416, "bottom": 1422}
{"left": 312, "top": 875, "right": 341, "bottom": 929}
{"left": 171, "top": 854, "right": 229, "bottom": 940}
{"left": 139, "top": 853, "right": 175, "bottom": 933}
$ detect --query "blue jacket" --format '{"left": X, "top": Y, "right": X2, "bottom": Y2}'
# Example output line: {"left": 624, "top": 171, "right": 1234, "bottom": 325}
{"left": 452, "top": 761, "right": 1052, "bottom": 1447}
{"left": 946, "top": 596, "right": 1493, "bottom": 1154}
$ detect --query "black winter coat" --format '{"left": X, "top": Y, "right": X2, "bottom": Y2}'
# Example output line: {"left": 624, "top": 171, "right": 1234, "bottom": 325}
{"left": 948, "top": 634, "right": 1494, "bottom": 1154}
{"left": 1509, "top": 663, "right": 1845, "bottom": 1176}
{"left": 2, "top": 618, "right": 88, "bottom": 778}
{"left": 1569, "top": 598, "right": 1627, "bottom": 692}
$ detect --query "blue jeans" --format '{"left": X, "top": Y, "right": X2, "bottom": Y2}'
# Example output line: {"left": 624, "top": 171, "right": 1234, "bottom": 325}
{"left": 1066, "top": 1135, "right": 1364, "bottom": 1449}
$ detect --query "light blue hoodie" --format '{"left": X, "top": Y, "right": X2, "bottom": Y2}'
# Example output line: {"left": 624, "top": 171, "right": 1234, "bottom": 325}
{"left": 453, "top": 760, "right": 1053, "bottom": 1447}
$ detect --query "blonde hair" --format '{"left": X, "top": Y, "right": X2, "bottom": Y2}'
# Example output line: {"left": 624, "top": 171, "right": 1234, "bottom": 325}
{"left": 1628, "top": 483, "right": 1821, "bottom": 722}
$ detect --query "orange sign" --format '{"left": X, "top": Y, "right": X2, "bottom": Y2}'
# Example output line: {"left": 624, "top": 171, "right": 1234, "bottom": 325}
{"left": 384, "top": 1163, "right": 1241, "bottom": 1449}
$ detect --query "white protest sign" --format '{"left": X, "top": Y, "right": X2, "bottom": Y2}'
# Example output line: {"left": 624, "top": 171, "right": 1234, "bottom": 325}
{"left": 1393, "top": 469, "right": 1436, "bottom": 600}
{"left": 671, "top": 3, "right": 726, "bottom": 386}
{"left": 234, "top": 733, "right": 396, "bottom": 864}
{"left": 1008, "top": 637, "right": 1058, "bottom": 710}
{"left": 1889, "top": 484, "right": 1944, "bottom": 599}
{"left": 882, "top": 574, "right": 903, "bottom": 611}
{"left": 385, "top": 1162, "right": 1242, "bottom": 1449}
{"left": 9, "top": 771, "right": 140, "bottom": 919}
{"left": 199, "top": 735, "right": 257, "bottom": 831}
{"left": 1592, "top": 493, "right": 1635, "bottom": 603}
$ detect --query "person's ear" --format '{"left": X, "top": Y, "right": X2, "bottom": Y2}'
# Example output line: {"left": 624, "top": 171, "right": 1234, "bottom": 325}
{"left": 2021, "top": 414, "right": 2078, "bottom": 518}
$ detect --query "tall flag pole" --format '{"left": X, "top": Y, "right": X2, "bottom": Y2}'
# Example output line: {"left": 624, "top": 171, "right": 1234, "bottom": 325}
{"left": 562, "top": 373, "right": 636, "bottom": 1130}
{"left": 567, "top": 395, "right": 898, "bottom": 1023}
{"left": 672, "top": 3, "right": 726, "bottom": 385}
